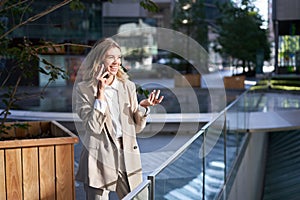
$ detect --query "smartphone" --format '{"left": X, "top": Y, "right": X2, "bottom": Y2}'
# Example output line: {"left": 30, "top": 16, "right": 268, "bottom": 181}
{"left": 96, "top": 64, "right": 110, "bottom": 79}
{"left": 103, "top": 73, "right": 110, "bottom": 79}
{"left": 96, "top": 64, "right": 104, "bottom": 80}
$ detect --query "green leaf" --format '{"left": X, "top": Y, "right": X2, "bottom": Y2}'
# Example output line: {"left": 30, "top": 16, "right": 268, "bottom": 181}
{"left": 70, "top": 0, "right": 85, "bottom": 11}
{"left": 13, "top": 123, "right": 30, "bottom": 130}
{"left": 2, "top": 99, "right": 9, "bottom": 106}
{"left": 140, "top": 0, "right": 158, "bottom": 12}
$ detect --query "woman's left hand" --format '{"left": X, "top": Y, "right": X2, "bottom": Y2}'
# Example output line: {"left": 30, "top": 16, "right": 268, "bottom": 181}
{"left": 139, "top": 90, "right": 164, "bottom": 108}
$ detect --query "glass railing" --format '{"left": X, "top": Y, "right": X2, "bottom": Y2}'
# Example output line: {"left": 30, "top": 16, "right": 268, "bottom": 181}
{"left": 123, "top": 180, "right": 151, "bottom": 200}
{"left": 151, "top": 130, "right": 205, "bottom": 200}
{"left": 123, "top": 90, "right": 251, "bottom": 200}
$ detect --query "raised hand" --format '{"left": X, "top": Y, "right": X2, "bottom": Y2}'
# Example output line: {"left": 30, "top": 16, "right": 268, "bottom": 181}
{"left": 139, "top": 89, "right": 164, "bottom": 108}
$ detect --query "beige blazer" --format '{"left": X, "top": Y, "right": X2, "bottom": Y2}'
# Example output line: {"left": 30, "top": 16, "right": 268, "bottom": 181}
{"left": 74, "top": 79, "right": 147, "bottom": 191}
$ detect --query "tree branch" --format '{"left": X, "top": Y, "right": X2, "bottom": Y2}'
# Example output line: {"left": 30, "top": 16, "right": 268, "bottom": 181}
{"left": 0, "top": 0, "right": 73, "bottom": 40}
{"left": 0, "top": 0, "right": 30, "bottom": 13}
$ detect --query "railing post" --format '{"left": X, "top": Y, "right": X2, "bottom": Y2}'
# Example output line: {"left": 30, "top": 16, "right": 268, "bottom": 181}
{"left": 224, "top": 112, "right": 227, "bottom": 184}
{"left": 202, "top": 130, "right": 206, "bottom": 200}
{"left": 148, "top": 175, "right": 155, "bottom": 200}
{"left": 223, "top": 113, "right": 227, "bottom": 200}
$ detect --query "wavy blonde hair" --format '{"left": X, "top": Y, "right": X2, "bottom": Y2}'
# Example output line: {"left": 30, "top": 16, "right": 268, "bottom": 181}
{"left": 80, "top": 38, "right": 128, "bottom": 85}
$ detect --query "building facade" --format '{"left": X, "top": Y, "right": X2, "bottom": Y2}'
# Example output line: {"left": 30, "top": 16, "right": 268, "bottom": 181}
{"left": 5, "top": 0, "right": 230, "bottom": 86}
{"left": 272, "top": 0, "right": 300, "bottom": 73}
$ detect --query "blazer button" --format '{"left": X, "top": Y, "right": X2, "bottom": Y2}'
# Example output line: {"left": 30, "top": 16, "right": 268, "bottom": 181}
{"left": 133, "top": 146, "right": 138, "bottom": 149}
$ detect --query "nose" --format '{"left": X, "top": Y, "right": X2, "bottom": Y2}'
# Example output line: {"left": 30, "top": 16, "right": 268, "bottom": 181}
{"left": 113, "top": 57, "right": 120, "bottom": 62}
{"left": 112, "top": 59, "right": 121, "bottom": 66}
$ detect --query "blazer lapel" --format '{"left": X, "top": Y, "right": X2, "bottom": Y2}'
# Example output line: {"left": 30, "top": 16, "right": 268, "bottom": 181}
{"left": 117, "top": 81, "right": 130, "bottom": 134}
{"left": 92, "top": 83, "right": 117, "bottom": 143}
{"left": 117, "top": 81, "right": 127, "bottom": 118}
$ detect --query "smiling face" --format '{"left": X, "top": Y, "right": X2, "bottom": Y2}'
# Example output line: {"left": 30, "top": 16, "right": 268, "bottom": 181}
{"left": 103, "top": 47, "right": 122, "bottom": 76}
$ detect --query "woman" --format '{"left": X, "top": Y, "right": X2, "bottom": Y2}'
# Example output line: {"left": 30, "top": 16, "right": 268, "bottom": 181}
{"left": 74, "top": 38, "right": 163, "bottom": 199}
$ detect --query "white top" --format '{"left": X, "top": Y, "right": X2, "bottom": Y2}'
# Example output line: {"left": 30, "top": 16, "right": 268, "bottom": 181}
{"left": 94, "top": 77, "right": 122, "bottom": 138}
{"left": 94, "top": 77, "right": 149, "bottom": 138}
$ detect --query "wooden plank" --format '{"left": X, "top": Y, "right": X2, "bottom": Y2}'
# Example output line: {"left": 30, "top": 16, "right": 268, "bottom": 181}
{"left": 71, "top": 145, "right": 75, "bottom": 199}
{"left": 28, "top": 121, "right": 42, "bottom": 138}
{"left": 51, "top": 121, "right": 64, "bottom": 137}
{"left": 1, "top": 122, "right": 16, "bottom": 139}
{"left": 2, "top": 122, "right": 30, "bottom": 138}
{"left": 0, "top": 121, "right": 78, "bottom": 149}
{"left": 0, "top": 150, "right": 6, "bottom": 200}
{"left": 0, "top": 136, "right": 78, "bottom": 149}
{"left": 40, "top": 122, "right": 51, "bottom": 136}
{"left": 55, "top": 144, "right": 74, "bottom": 200}
{"left": 51, "top": 121, "right": 78, "bottom": 139}
{"left": 22, "top": 147, "right": 39, "bottom": 200}
{"left": 39, "top": 146, "right": 56, "bottom": 200}
{"left": 15, "top": 122, "right": 28, "bottom": 138}
{"left": 6, "top": 148, "right": 23, "bottom": 200}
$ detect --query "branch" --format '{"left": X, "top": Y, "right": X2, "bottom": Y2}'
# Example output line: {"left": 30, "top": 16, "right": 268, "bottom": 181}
{"left": 0, "top": 75, "right": 22, "bottom": 126}
{"left": 0, "top": 0, "right": 73, "bottom": 40}
{"left": 36, "top": 42, "right": 92, "bottom": 51}
{"left": 0, "top": 67, "right": 14, "bottom": 87}
{"left": 0, "top": 0, "right": 30, "bottom": 13}
{"left": 19, "top": 1, "right": 34, "bottom": 24}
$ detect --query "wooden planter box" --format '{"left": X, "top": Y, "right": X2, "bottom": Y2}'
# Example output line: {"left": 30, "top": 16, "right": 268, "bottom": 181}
{"left": 0, "top": 121, "right": 78, "bottom": 200}
{"left": 174, "top": 74, "right": 201, "bottom": 87}
{"left": 223, "top": 75, "right": 245, "bottom": 89}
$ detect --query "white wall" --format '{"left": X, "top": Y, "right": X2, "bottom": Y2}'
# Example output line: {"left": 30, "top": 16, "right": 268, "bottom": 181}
{"left": 227, "top": 132, "right": 268, "bottom": 200}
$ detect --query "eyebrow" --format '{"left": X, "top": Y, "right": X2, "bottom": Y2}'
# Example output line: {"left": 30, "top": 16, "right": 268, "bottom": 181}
{"left": 106, "top": 55, "right": 122, "bottom": 58}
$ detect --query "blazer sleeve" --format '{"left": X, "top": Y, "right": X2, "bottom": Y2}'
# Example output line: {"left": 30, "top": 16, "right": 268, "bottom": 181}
{"left": 127, "top": 81, "right": 148, "bottom": 133}
{"left": 75, "top": 82, "right": 107, "bottom": 134}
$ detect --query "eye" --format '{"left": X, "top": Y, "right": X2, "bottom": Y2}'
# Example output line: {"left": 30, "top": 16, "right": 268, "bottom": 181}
{"left": 107, "top": 55, "right": 114, "bottom": 60}
{"left": 105, "top": 55, "right": 122, "bottom": 62}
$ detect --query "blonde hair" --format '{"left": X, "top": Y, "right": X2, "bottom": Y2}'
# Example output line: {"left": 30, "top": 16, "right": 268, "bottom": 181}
{"left": 81, "top": 38, "right": 128, "bottom": 85}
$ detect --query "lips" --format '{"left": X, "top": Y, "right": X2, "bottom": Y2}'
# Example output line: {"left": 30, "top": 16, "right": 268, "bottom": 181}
{"left": 109, "top": 66, "right": 119, "bottom": 73}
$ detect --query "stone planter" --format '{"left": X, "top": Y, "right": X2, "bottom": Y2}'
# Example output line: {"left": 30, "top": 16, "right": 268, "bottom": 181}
{"left": 0, "top": 121, "right": 78, "bottom": 200}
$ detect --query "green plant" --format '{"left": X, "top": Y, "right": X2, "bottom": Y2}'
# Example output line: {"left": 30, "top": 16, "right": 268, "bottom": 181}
{"left": 0, "top": 0, "right": 157, "bottom": 137}
{"left": 214, "top": 0, "right": 271, "bottom": 75}
{"left": 171, "top": 0, "right": 208, "bottom": 74}
{"left": 0, "top": 1, "right": 77, "bottom": 136}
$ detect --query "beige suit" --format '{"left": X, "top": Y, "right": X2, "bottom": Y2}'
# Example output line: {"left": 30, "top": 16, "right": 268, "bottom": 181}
{"left": 74, "top": 79, "right": 147, "bottom": 192}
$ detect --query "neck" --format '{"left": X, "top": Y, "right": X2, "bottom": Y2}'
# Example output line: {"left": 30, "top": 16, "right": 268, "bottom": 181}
{"left": 107, "top": 75, "right": 115, "bottom": 85}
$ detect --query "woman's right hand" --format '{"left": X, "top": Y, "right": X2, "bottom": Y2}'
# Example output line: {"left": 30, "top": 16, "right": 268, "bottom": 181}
{"left": 96, "top": 71, "right": 110, "bottom": 99}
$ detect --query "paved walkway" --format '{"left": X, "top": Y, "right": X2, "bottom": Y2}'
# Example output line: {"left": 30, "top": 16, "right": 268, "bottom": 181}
{"left": 227, "top": 91, "right": 300, "bottom": 132}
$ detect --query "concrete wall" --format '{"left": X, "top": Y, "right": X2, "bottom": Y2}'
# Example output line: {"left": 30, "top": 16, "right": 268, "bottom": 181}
{"left": 227, "top": 132, "right": 268, "bottom": 200}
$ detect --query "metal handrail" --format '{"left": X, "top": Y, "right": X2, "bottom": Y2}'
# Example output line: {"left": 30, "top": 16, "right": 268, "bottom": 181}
{"left": 147, "top": 128, "right": 206, "bottom": 178}
{"left": 123, "top": 180, "right": 151, "bottom": 200}
{"left": 147, "top": 89, "right": 250, "bottom": 178}
{"left": 127, "top": 90, "right": 251, "bottom": 200}
{"left": 146, "top": 112, "right": 228, "bottom": 200}
{"left": 126, "top": 88, "right": 300, "bottom": 199}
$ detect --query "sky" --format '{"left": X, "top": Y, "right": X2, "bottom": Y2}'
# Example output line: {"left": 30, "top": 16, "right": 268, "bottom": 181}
{"left": 253, "top": 0, "right": 268, "bottom": 26}
{"left": 232, "top": 0, "right": 269, "bottom": 28}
